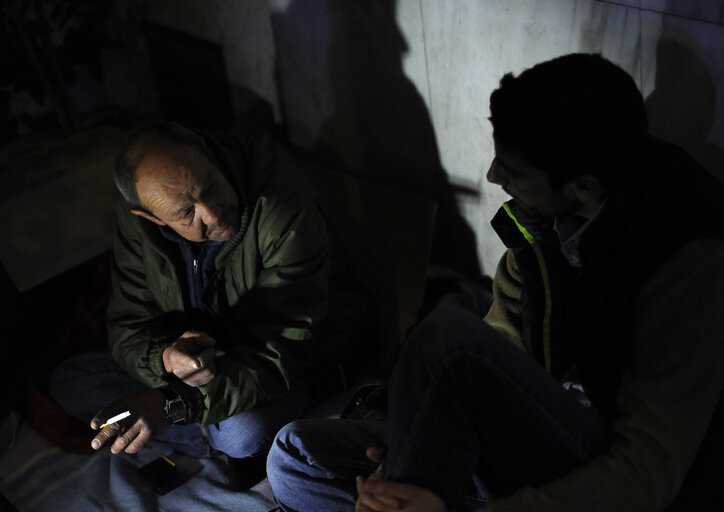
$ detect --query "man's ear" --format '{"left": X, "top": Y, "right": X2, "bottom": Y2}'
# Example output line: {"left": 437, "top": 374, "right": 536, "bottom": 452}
{"left": 131, "top": 209, "right": 166, "bottom": 226}
{"left": 572, "top": 175, "right": 603, "bottom": 199}
{"left": 565, "top": 175, "right": 606, "bottom": 217}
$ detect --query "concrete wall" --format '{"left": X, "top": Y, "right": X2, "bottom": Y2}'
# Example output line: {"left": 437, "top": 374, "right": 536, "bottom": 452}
{"left": 269, "top": 0, "right": 724, "bottom": 279}
{"left": 145, "top": 0, "right": 280, "bottom": 123}
{"left": 140, "top": 0, "right": 279, "bottom": 136}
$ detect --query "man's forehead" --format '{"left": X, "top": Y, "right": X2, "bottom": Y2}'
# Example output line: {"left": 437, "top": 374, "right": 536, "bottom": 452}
{"left": 493, "top": 141, "right": 547, "bottom": 177}
{"left": 135, "top": 142, "right": 203, "bottom": 175}
{"left": 135, "top": 145, "right": 206, "bottom": 211}
{"left": 137, "top": 172, "right": 192, "bottom": 214}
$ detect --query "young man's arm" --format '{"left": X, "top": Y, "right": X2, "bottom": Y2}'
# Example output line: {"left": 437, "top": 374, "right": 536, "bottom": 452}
{"left": 483, "top": 249, "right": 526, "bottom": 351}
{"left": 488, "top": 238, "right": 724, "bottom": 511}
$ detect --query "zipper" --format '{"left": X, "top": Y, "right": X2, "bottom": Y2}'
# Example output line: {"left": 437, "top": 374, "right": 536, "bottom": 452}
{"left": 502, "top": 202, "right": 553, "bottom": 373}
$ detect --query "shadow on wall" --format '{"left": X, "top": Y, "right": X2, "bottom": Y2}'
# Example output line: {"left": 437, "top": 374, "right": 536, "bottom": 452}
{"left": 645, "top": 37, "right": 724, "bottom": 182}
{"left": 272, "top": 0, "right": 483, "bottom": 281}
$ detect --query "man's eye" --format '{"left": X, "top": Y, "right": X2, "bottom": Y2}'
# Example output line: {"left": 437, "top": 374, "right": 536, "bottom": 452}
{"left": 182, "top": 207, "right": 194, "bottom": 219}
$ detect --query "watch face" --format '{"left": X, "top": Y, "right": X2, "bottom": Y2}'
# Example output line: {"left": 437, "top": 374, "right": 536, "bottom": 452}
{"left": 165, "top": 397, "right": 187, "bottom": 424}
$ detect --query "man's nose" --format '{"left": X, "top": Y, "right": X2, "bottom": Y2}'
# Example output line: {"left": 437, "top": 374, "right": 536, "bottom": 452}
{"left": 197, "top": 202, "right": 221, "bottom": 225}
{"left": 486, "top": 159, "right": 506, "bottom": 186}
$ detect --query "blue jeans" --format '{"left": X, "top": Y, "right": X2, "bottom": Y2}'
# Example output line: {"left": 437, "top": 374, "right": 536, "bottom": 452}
{"left": 51, "top": 351, "right": 313, "bottom": 459}
{"left": 267, "top": 307, "right": 610, "bottom": 511}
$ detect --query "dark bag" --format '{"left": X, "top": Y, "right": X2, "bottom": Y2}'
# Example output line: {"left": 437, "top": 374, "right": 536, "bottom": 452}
{"left": 340, "top": 381, "right": 388, "bottom": 421}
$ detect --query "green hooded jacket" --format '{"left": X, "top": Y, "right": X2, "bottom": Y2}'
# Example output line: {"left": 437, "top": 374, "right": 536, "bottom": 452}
{"left": 106, "top": 133, "right": 334, "bottom": 426}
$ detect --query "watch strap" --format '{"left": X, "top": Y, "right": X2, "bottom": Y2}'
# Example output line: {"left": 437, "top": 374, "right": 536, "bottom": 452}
{"left": 162, "top": 379, "right": 205, "bottom": 424}
{"left": 159, "top": 387, "right": 187, "bottom": 424}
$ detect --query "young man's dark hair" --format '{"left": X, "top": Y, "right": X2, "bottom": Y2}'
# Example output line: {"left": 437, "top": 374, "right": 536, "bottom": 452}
{"left": 489, "top": 53, "right": 648, "bottom": 190}
{"left": 114, "top": 121, "right": 208, "bottom": 213}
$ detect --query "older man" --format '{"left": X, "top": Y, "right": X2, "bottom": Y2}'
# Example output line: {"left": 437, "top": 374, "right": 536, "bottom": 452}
{"left": 52, "top": 122, "right": 368, "bottom": 465}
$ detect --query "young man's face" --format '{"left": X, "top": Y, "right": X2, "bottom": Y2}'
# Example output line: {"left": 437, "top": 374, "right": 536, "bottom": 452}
{"left": 486, "top": 141, "right": 583, "bottom": 219}
{"left": 132, "top": 143, "right": 240, "bottom": 242}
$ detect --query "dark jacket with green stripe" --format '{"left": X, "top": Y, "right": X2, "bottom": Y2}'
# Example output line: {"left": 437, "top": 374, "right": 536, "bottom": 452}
{"left": 484, "top": 137, "right": 724, "bottom": 511}
{"left": 106, "top": 133, "right": 348, "bottom": 426}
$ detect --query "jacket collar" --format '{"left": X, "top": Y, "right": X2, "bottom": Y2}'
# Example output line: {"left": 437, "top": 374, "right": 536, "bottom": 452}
{"left": 491, "top": 200, "right": 556, "bottom": 250}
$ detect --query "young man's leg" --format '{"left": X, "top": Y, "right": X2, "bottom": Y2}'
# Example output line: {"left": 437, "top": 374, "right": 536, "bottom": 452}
{"left": 267, "top": 418, "right": 385, "bottom": 511}
{"left": 384, "top": 307, "right": 611, "bottom": 508}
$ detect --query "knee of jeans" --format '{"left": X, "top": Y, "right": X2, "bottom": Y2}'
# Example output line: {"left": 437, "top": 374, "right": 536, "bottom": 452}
{"left": 398, "top": 314, "right": 458, "bottom": 367}
{"left": 207, "top": 430, "right": 268, "bottom": 459}
{"left": 406, "top": 307, "right": 502, "bottom": 359}
{"left": 268, "top": 420, "right": 320, "bottom": 467}
{"left": 266, "top": 422, "right": 303, "bottom": 491}
{"left": 206, "top": 415, "right": 283, "bottom": 459}
{"left": 270, "top": 420, "right": 304, "bottom": 454}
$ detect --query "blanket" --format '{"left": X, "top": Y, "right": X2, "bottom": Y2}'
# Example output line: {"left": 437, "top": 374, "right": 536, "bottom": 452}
{"left": 0, "top": 413, "right": 278, "bottom": 512}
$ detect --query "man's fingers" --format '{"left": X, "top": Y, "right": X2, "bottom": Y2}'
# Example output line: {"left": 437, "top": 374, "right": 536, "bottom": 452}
{"left": 169, "top": 344, "right": 216, "bottom": 376}
{"left": 110, "top": 423, "right": 145, "bottom": 454}
{"left": 181, "top": 374, "right": 211, "bottom": 387}
{"left": 171, "top": 350, "right": 201, "bottom": 371}
{"left": 168, "top": 347, "right": 203, "bottom": 379}
{"left": 356, "top": 476, "right": 402, "bottom": 511}
{"left": 357, "top": 491, "right": 401, "bottom": 512}
{"left": 177, "top": 331, "right": 216, "bottom": 347}
{"left": 124, "top": 429, "right": 152, "bottom": 454}
{"left": 195, "top": 347, "right": 216, "bottom": 369}
{"left": 91, "top": 407, "right": 126, "bottom": 430}
{"left": 90, "top": 423, "right": 120, "bottom": 450}
{"left": 356, "top": 477, "right": 377, "bottom": 512}
{"left": 193, "top": 335, "right": 216, "bottom": 347}
{"left": 181, "top": 366, "right": 216, "bottom": 387}
{"left": 362, "top": 479, "right": 422, "bottom": 502}
{"left": 91, "top": 420, "right": 145, "bottom": 454}
{"left": 177, "top": 330, "right": 203, "bottom": 340}
{"left": 356, "top": 500, "right": 376, "bottom": 512}
{"left": 179, "top": 354, "right": 217, "bottom": 387}
{"left": 366, "top": 446, "right": 385, "bottom": 464}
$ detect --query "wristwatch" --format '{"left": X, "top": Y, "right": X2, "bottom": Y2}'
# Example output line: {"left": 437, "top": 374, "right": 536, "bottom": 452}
{"left": 159, "top": 387, "right": 187, "bottom": 424}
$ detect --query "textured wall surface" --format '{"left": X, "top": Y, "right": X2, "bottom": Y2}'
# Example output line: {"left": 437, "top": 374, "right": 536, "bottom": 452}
{"left": 146, "top": 0, "right": 280, "bottom": 127}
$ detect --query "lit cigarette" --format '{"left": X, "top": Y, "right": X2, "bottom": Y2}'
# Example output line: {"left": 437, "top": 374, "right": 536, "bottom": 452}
{"left": 99, "top": 411, "right": 131, "bottom": 428}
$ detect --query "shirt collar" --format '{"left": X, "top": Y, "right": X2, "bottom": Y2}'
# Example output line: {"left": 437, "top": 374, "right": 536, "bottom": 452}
{"left": 554, "top": 200, "right": 607, "bottom": 268}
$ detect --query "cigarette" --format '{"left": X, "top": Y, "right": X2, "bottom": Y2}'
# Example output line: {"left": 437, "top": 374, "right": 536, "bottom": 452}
{"left": 99, "top": 411, "right": 131, "bottom": 428}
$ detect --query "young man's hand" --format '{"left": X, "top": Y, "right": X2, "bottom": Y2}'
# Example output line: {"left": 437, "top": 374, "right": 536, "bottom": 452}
{"left": 356, "top": 477, "right": 448, "bottom": 512}
{"left": 89, "top": 390, "right": 168, "bottom": 454}
{"left": 355, "top": 446, "right": 448, "bottom": 512}
{"left": 162, "top": 330, "right": 217, "bottom": 386}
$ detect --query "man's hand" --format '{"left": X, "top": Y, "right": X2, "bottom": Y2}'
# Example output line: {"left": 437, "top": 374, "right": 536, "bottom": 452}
{"left": 356, "top": 478, "right": 448, "bottom": 512}
{"left": 356, "top": 446, "right": 448, "bottom": 512}
{"left": 90, "top": 390, "right": 169, "bottom": 454}
{"left": 162, "top": 330, "right": 217, "bottom": 387}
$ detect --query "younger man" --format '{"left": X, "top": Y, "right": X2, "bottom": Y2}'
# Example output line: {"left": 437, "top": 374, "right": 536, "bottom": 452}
{"left": 267, "top": 54, "right": 724, "bottom": 511}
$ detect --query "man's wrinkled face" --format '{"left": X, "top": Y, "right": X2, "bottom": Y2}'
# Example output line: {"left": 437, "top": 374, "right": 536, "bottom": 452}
{"left": 486, "top": 141, "right": 582, "bottom": 218}
{"left": 133, "top": 143, "right": 239, "bottom": 242}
